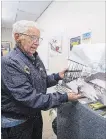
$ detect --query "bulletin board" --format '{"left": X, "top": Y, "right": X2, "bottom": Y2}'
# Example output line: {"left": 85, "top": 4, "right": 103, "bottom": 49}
{"left": 1, "top": 41, "right": 12, "bottom": 56}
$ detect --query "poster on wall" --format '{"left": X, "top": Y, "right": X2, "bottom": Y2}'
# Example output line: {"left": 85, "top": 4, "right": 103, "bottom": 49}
{"left": 82, "top": 32, "right": 91, "bottom": 44}
{"left": 70, "top": 36, "right": 81, "bottom": 51}
{"left": 1, "top": 41, "right": 12, "bottom": 56}
{"left": 49, "top": 36, "right": 62, "bottom": 57}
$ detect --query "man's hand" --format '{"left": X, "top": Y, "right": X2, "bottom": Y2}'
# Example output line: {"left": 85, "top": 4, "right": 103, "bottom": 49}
{"left": 59, "top": 69, "right": 68, "bottom": 79}
{"left": 67, "top": 92, "right": 82, "bottom": 101}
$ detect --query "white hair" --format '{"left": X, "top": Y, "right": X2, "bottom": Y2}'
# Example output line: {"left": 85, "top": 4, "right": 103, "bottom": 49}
{"left": 12, "top": 20, "right": 39, "bottom": 40}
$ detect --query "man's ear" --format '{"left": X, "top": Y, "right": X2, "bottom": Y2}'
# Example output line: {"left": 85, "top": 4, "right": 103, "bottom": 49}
{"left": 14, "top": 33, "right": 20, "bottom": 41}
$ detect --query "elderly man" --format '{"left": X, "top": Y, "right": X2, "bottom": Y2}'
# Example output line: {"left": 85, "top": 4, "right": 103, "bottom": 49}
{"left": 1, "top": 20, "right": 81, "bottom": 139}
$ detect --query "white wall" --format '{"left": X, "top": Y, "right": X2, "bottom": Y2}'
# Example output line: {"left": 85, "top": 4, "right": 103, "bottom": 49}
{"left": 37, "top": 1, "right": 105, "bottom": 73}
{"left": 1, "top": 27, "right": 14, "bottom": 48}
{"left": 1, "top": 27, "right": 12, "bottom": 42}
{"left": 1, "top": 1, "right": 105, "bottom": 73}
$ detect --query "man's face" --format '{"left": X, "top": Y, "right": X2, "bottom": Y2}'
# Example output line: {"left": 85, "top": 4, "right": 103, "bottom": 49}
{"left": 15, "top": 27, "right": 41, "bottom": 55}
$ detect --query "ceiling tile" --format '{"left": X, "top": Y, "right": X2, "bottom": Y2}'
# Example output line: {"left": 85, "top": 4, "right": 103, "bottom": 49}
{"left": 1, "top": 1, "right": 52, "bottom": 28}
{"left": 2, "top": 1, "right": 19, "bottom": 20}
{"left": 16, "top": 10, "right": 37, "bottom": 21}
{"left": 18, "top": 1, "right": 52, "bottom": 15}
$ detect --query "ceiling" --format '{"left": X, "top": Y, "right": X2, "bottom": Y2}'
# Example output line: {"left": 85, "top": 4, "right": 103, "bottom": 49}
{"left": 1, "top": 1, "right": 53, "bottom": 28}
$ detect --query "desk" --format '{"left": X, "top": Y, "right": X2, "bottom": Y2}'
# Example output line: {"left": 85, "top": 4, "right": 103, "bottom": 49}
{"left": 57, "top": 99, "right": 106, "bottom": 139}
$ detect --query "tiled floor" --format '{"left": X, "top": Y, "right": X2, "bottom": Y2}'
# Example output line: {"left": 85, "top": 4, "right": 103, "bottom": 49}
{"left": 42, "top": 110, "right": 57, "bottom": 139}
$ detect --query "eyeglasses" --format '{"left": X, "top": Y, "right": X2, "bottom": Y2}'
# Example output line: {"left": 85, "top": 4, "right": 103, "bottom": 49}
{"left": 19, "top": 33, "right": 43, "bottom": 43}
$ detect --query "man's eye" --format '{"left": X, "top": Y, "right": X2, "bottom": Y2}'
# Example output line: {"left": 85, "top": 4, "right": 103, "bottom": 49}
{"left": 32, "top": 36, "right": 36, "bottom": 39}
{"left": 30, "top": 36, "right": 34, "bottom": 39}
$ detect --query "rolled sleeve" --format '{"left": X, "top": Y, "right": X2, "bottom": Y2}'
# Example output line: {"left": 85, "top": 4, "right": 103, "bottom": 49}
{"left": 46, "top": 73, "right": 62, "bottom": 88}
{"left": 54, "top": 73, "right": 62, "bottom": 81}
{"left": 60, "top": 93, "right": 68, "bottom": 103}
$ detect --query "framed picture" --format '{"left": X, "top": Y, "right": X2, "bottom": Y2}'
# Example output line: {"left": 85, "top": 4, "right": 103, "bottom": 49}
{"left": 70, "top": 36, "right": 81, "bottom": 51}
{"left": 82, "top": 32, "right": 92, "bottom": 44}
{"left": 49, "top": 36, "right": 62, "bottom": 57}
{"left": 1, "top": 41, "right": 12, "bottom": 56}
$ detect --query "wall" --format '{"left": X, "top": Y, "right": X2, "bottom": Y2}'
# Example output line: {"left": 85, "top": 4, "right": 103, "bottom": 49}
{"left": 1, "top": 27, "right": 12, "bottom": 42}
{"left": 37, "top": 1, "right": 105, "bottom": 73}
{"left": 1, "top": 1, "right": 105, "bottom": 73}
{"left": 1, "top": 27, "right": 14, "bottom": 48}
